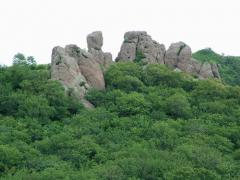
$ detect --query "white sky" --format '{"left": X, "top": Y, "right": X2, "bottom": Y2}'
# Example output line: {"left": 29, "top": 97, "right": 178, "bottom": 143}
{"left": 0, "top": 0, "right": 239, "bottom": 65}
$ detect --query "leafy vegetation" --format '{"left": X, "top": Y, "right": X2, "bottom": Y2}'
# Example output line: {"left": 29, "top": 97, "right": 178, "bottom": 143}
{"left": 12, "top": 53, "right": 37, "bottom": 65}
{"left": 134, "top": 50, "right": 146, "bottom": 64}
{"left": 0, "top": 55, "right": 240, "bottom": 179}
{"left": 193, "top": 48, "right": 240, "bottom": 86}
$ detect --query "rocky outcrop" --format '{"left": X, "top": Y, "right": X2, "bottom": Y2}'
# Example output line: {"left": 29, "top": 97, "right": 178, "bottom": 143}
{"left": 51, "top": 31, "right": 113, "bottom": 107}
{"left": 87, "top": 31, "right": 113, "bottom": 70}
{"left": 164, "top": 42, "right": 220, "bottom": 78}
{"left": 51, "top": 30, "right": 220, "bottom": 107}
{"left": 117, "top": 33, "right": 220, "bottom": 79}
{"left": 87, "top": 31, "right": 103, "bottom": 50}
{"left": 211, "top": 64, "right": 221, "bottom": 79}
{"left": 165, "top": 42, "right": 191, "bottom": 69}
{"left": 51, "top": 45, "right": 105, "bottom": 107}
{"left": 116, "top": 31, "right": 165, "bottom": 64}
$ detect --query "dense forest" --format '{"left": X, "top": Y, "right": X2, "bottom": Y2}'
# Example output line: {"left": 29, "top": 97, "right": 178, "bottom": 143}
{"left": 0, "top": 53, "right": 240, "bottom": 179}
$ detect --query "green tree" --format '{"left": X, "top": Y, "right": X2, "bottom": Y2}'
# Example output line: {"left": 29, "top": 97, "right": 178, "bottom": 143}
{"left": 13, "top": 53, "right": 37, "bottom": 65}
{"left": 26, "top": 56, "right": 37, "bottom": 65}
{"left": 13, "top": 53, "right": 27, "bottom": 65}
{"left": 116, "top": 92, "right": 149, "bottom": 116}
{"left": 165, "top": 93, "right": 192, "bottom": 119}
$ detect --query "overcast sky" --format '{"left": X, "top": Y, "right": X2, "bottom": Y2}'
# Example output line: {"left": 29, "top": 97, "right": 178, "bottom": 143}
{"left": 0, "top": 0, "right": 239, "bottom": 65}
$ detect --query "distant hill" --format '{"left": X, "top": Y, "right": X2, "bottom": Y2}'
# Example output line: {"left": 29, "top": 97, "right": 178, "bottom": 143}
{"left": 193, "top": 48, "right": 240, "bottom": 86}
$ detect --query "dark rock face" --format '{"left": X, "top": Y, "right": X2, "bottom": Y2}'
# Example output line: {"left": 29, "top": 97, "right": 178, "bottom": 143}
{"left": 51, "top": 30, "right": 220, "bottom": 107}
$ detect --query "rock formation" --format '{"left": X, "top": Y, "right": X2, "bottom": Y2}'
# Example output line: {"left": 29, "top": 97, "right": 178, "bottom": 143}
{"left": 117, "top": 32, "right": 220, "bottom": 79}
{"left": 164, "top": 42, "right": 220, "bottom": 79}
{"left": 87, "top": 31, "right": 113, "bottom": 70}
{"left": 51, "top": 30, "right": 220, "bottom": 107}
{"left": 51, "top": 31, "right": 113, "bottom": 107}
{"left": 116, "top": 31, "right": 165, "bottom": 64}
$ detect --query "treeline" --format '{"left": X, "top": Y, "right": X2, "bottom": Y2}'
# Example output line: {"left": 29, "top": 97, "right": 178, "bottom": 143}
{"left": 0, "top": 60, "right": 240, "bottom": 179}
{"left": 193, "top": 48, "right": 240, "bottom": 86}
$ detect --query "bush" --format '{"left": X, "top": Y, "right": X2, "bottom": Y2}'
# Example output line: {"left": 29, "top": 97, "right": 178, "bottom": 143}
{"left": 115, "top": 92, "right": 149, "bottom": 116}
{"left": 165, "top": 93, "right": 192, "bottom": 119}
{"left": 105, "top": 62, "right": 142, "bottom": 88}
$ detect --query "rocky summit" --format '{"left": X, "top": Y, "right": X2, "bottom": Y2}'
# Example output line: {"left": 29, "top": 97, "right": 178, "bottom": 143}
{"left": 116, "top": 31, "right": 166, "bottom": 64}
{"left": 117, "top": 31, "right": 220, "bottom": 79}
{"left": 51, "top": 31, "right": 220, "bottom": 107}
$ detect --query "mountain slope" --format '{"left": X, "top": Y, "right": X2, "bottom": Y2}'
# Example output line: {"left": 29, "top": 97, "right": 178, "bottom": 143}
{"left": 0, "top": 62, "right": 240, "bottom": 179}
{"left": 193, "top": 48, "right": 240, "bottom": 85}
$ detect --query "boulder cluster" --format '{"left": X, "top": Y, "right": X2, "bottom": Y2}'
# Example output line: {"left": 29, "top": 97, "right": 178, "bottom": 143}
{"left": 51, "top": 31, "right": 112, "bottom": 107}
{"left": 116, "top": 31, "right": 220, "bottom": 79}
{"left": 51, "top": 31, "right": 220, "bottom": 106}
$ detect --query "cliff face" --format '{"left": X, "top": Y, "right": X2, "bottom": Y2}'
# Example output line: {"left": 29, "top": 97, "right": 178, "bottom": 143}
{"left": 51, "top": 31, "right": 220, "bottom": 107}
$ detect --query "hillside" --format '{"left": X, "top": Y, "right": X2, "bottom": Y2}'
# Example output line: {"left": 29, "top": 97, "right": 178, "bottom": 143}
{"left": 52, "top": 31, "right": 221, "bottom": 107}
{"left": 193, "top": 48, "right": 240, "bottom": 86}
{"left": 0, "top": 61, "right": 240, "bottom": 179}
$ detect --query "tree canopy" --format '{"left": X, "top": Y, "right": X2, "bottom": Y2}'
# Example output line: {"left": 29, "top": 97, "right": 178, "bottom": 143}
{"left": 0, "top": 59, "right": 240, "bottom": 179}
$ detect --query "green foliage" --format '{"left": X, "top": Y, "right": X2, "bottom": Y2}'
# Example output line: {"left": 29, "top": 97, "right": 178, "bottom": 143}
{"left": 164, "top": 93, "right": 192, "bottom": 119}
{"left": 0, "top": 64, "right": 83, "bottom": 123}
{"left": 142, "top": 64, "right": 196, "bottom": 91}
{"left": 0, "top": 145, "right": 23, "bottom": 174}
{"left": 193, "top": 48, "right": 240, "bottom": 86}
{"left": 134, "top": 50, "right": 146, "bottom": 64}
{"left": 116, "top": 92, "right": 149, "bottom": 116}
{"left": 12, "top": 53, "right": 37, "bottom": 65}
{"left": 192, "top": 48, "right": 221, "bottom": 63}
{"left": 105, "top": 62, "right": 144, "bottom": 93}
{"left": 1, "top": 60, "right": 240, "bottom": 179}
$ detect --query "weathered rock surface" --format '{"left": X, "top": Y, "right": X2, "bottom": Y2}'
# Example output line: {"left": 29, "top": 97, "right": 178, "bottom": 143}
{"left": 87, "top": 31, "right": 103, "bottom": 50}
{"left": 165, "top": 42, "right": 191, "bottom": 69}
{"left": 51, "top": 31, "right": 113, "bottom": 107}
{"left": 116, "top": 33, "right": 220, "bottom": 79}
{"left": 51, "top": 45, "right": 105, "bottom": 105}
{"left": 89, "top": 48, "right": 113, "bottom": 70}
{"left": 164, "top": 42, "right": 220, "bottom": 78}
{"left": 87, "top": 31, "right": 113, "bottom": 69}
{"left": 51, "top": 30, "right": 221, "bottom": 108}
{"left": 116, "top": 31, "right": 165, "bottom": 64}
{"left": 211, "top": 64, "right": 221, "bottom": 79}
